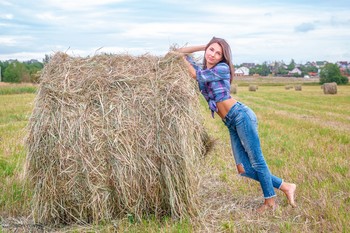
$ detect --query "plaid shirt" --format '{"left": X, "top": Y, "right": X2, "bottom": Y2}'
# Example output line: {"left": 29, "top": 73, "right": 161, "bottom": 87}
{"left": 186, "top": 56, "right": 231, "bottom": 118}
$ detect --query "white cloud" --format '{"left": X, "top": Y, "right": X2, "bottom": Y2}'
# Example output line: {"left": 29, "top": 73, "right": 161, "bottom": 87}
{"left": 120, "top": 22, "right": 212, "bottom": 38}
{"left": 0, "top": 51, "right": 47, "bottom": 61}
{"left": 0, "top": 0, "right": 12, "bottom": 6}
{"left": 0, "top": 35, "right": 34, "bottom": 48}
{"left": 0, "top": 37, "right": 16, "bottom": 46}
{"left": 0, "top": 13, "right": 13, "bottom": 19}
{"left": 43, "top": 0, "right": 125, "bottom": 11}
{"left": 35, "top": 12, "right": 66, "bottom": 22}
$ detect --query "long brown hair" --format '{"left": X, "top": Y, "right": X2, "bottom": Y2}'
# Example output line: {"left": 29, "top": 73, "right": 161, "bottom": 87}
{"left": 203, "top": 37, "right": 235, "bottom": 83}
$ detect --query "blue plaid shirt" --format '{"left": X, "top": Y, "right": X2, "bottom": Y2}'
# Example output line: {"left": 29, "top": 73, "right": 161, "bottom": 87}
{"left": 186, "top": 56, "right": 231, "bottom": 118}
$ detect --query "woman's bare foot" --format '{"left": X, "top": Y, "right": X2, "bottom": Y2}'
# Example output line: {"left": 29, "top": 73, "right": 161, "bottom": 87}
{"left": 256, "top": 197, "right": 278, "bottom": 214}
{"left": 281, "top": 182, "right": 297, "bottom": 207}
{"left": 256, "top": 203, "right": 278, "bottom": 214}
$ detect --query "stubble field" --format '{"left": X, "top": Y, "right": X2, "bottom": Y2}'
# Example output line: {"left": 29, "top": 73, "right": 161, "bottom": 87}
{"left": 0, "top": 81, "right": 349, "bottom": 232}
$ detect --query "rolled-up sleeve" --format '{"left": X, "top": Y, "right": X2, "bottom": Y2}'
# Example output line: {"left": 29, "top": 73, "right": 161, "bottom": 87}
{"left": 185, "top": 56, "right": 201, "bottom": 71}
{"left": 196, "top": 63, "right": 230, "bottom": 83}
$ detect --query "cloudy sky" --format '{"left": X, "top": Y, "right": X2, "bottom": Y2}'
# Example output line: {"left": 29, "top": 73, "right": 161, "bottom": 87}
{"left": 1, "top": 0, "right": 349, "bottom": 64}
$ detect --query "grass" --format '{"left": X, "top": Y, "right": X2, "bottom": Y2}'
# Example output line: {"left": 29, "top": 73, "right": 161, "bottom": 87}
{"left": 0, "top": 83, "right": 37, "bottom": 95}
{"left": 0, "top": 93, "right": 34, "bottom": 223}
{"left": 234, "top": 76, "right": 321, "bottom": 86}
{"left": 0, "top": 82, "right": 349, "bottom": 232}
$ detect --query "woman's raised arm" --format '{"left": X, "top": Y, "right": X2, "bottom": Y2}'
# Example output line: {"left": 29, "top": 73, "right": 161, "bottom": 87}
{"left": 175, "top": 45, "right": 206, "bottom": 54}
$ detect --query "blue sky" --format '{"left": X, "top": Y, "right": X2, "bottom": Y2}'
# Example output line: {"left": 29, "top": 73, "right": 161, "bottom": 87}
{"left": 0, "top": 0, "right": 349, "bottom": 64}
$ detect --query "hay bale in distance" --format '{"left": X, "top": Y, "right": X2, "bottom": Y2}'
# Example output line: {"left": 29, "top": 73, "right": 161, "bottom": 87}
{"left": 294, "top": 85, "right": 302, "bottom": 91}
{"left": 285, "top": 85, "right": 293, "bottom": 90}
{"left": 248, "top": 85, "right": 257, "bottom": 91}
{"left": 231, "top": 84, "right": 238, "bottom": 94}
{"left": 25, "top": 52, "right": 206, "bottom": 225}
{"left": 323, "top": 82, "right": 337, "bottom": 94}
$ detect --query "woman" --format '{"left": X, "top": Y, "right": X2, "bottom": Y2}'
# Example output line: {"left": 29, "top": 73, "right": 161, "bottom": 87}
{"left": 174, "top": 37, "right": 296, "bottom": 213}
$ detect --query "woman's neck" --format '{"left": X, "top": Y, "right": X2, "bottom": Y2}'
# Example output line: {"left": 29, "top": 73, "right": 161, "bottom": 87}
{"left": 206, "top": 63, "right": 215, "bottom": 69}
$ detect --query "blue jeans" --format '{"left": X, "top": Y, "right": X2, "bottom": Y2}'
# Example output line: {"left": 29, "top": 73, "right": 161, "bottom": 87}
{"left": 222, "top": 102, "right": 283, "bottom": 199}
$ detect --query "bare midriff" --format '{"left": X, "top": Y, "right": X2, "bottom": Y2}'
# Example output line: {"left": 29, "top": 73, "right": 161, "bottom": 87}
{"left": 216, "top": 98, "right": 237, "bottom": 119}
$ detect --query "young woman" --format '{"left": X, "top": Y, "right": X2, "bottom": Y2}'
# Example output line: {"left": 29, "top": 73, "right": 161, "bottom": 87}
{"left": 174, "top": 37, "right": 296, "bottom": 213}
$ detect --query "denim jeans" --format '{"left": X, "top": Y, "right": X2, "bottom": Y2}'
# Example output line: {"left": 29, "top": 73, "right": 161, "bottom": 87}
{"left": 223, "top": 102, "right": 283, "bottom": 199}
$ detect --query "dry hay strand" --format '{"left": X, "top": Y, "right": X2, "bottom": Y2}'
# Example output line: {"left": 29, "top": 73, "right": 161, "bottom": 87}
{"left": 24, "top": 52, "right": 206, "bottom": 226}
{"left": 294, "top": 85, "right": 302, "bottom": 91}
{"left": 248, "top": 85, "right": 257, "bottom": 91}
{"left": 323, "top": 82, "right": 337, "bottom": 94}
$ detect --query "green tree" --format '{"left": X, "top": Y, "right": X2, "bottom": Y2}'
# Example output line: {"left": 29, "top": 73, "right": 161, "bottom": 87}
{"left": 260, "top": 62, "right": 270, "bottom": 76}
{"left": 25, "top": 61, "right": 44, "bottom": 82}
{"left": 0, "top": 61, "right": 10, "bottom": 82}
{"left": 249, "top": 65, "right": 258, "bottom": 75}
{"left": 276, "top": 66, "right": 288, "bottom": 76}
{"left": 288, "top": 59, "right": 296, "bottom": 71}
{"left": 3, "top": 61, "right": 30, "bottom": 83}
{"left": 305, "top": 66, "right": 318, "bottom": 73}
{"left": 319, "top": 63, "right": 349, "bottom": 85}
{"left": 249, "top": 62, "right": 270, "bottom": 76}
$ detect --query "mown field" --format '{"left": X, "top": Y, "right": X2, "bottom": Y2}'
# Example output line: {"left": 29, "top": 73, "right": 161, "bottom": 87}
{"left": 0, "top": 80, "right": 349, "bottom": 232}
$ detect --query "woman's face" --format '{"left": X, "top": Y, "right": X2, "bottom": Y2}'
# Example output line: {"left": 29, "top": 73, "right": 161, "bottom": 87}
{"left": 205, "top": 42, "right": 223, "bottom": 68}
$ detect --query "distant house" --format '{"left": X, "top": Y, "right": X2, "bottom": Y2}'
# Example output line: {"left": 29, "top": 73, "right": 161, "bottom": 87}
{"left": 315, "top": 61, "right": 328, "bottom": 68}
{"left": 340, "top": 68, "right": 349, "bottom": 76}
{"left": 308, "top": 72, "right": 318, "bottom": 77}
{"left": 234, "top": 67, "right": 249, "bottom": 76}
{"left": 288, "top": 67, "right": 302, "bottom": 76}
{"left": 268, "top": 61, "right": 287, "bottom": 75}
{"left": 337, "top": 61, "right": 349, "bottom": 69}
{"left": 305, "top": 61, "right": 316, "bottom": 67}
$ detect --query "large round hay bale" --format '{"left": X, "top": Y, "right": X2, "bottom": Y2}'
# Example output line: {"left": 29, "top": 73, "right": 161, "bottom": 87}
{"left": 25, "top": 52, "right": 206, "bottom": 225}
{"left": 248, "top": 85, "right": 257, "bottom": 91}
{"left": 323, "top": 82, "right": 337, "bottom": 94}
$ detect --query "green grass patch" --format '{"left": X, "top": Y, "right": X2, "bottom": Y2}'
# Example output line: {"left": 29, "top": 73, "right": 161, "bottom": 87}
{"left": 0, "top": 158, "right": 16, "bottom": 177}
{"left": 0, "top": 93, "right": 34, "bottom": 218}
{"left": 0, "top": 85, "right": 37, "bottom": 95}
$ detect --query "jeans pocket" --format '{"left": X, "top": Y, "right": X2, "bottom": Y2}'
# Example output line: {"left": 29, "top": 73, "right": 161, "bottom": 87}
{"left": 244, "top": 107, "right": 258, "bottom": 125}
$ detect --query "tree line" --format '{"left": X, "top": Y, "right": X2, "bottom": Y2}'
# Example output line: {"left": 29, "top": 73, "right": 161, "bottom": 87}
{"left": 246, "top": 62, "right": 348, "bottom": 84}
{"left": 246, "top": 59, "right": 319, "bottom": 77}
{"left": 0, "top": 59, "right": 44, "bottom": 83}
{"left": 0, "top": 56, "right": 348, "bottom": 85}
